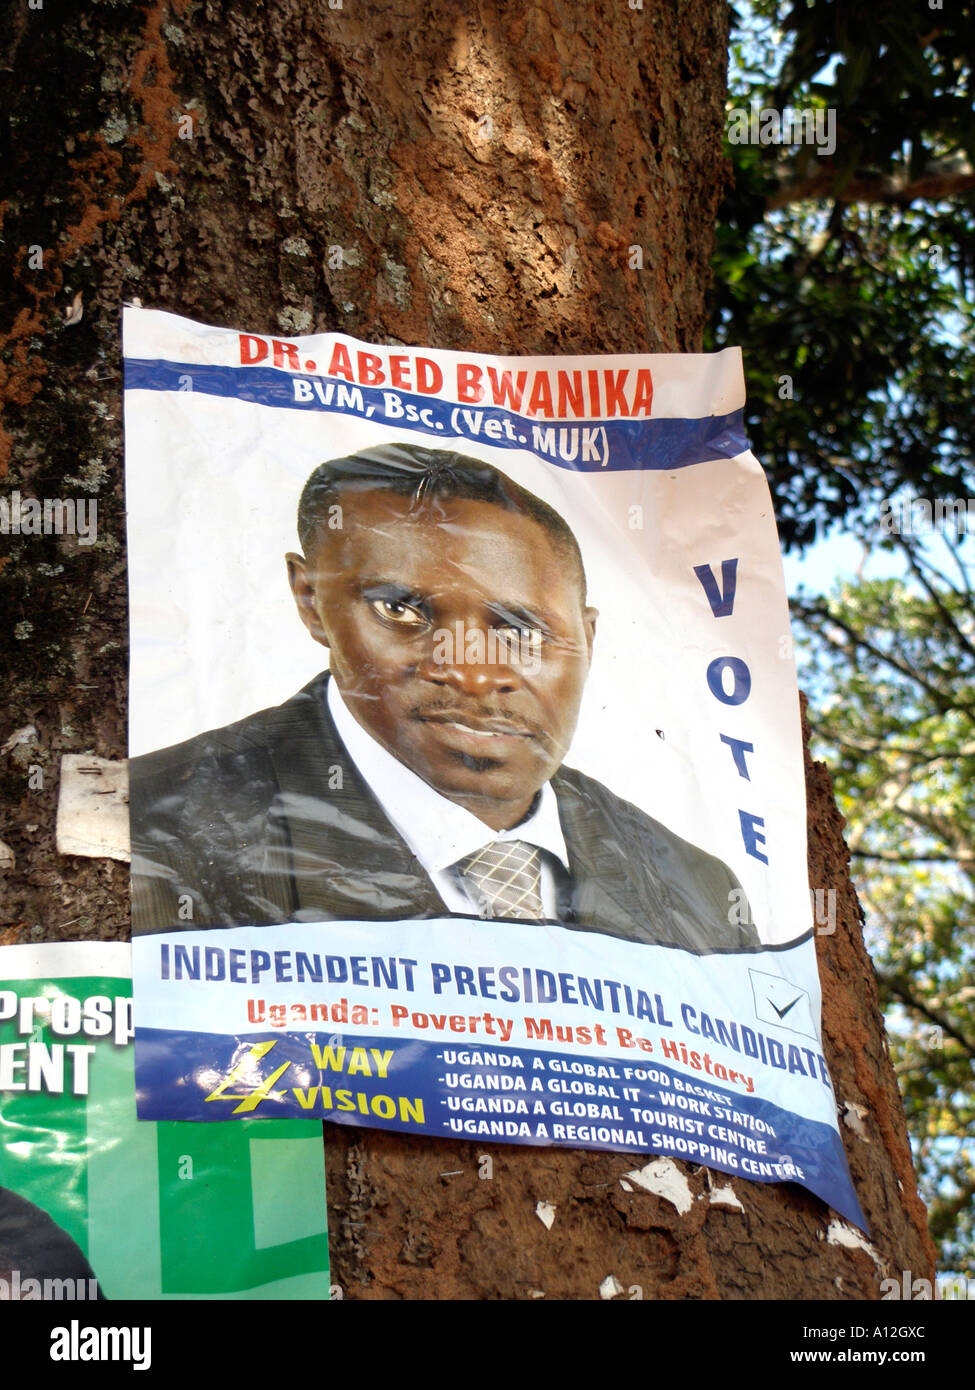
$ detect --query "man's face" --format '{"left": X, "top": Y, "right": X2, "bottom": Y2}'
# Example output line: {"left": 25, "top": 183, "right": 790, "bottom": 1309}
{"left": 287, "top": 488, "right": 597, "bottom": 831}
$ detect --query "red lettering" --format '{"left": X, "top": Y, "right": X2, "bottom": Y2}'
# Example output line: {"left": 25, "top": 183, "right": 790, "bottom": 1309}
{"left": 456, "top": 363, "right": 483, "bottom": 402}
{"left": 631, "top": 368, "right": 653, "bottom": 416}
{"left": 272, "top": 339, "right": 300, "bottom": 370}
{"left": 239, "top": 334, "right": 268, "bottom": 365}
{"left": 327, "top": 343, "right": 355, "bottom": 381}
{"left": 415, "top": 358, "right": 443, "bottom": 394}
{"left": 357, "top": 351, "right": 385, "bottom": 385}
{"left": 526, "top": 373, "right": 553, "bottom": 417}
{"left": 557, "top": 371, "right": 585, "bottom": 418}
{"left": 486, "top": 367, "right": 528, "bottom": 411}
{"left": 389, "top": 355, "right": 411, "bottom": 389}
{"left": 616, "top": 1027, "right": 635, "bottom": 1048}
{"left": 603, "top": 369, "right": 629, "bottom": 416}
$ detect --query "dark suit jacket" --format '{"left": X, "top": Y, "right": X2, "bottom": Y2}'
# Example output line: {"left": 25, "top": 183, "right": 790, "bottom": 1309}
{"left": 130, "top": 673, "right": 760, "bottom": 953}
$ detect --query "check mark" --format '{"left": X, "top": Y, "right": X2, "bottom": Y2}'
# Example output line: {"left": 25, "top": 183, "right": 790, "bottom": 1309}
{"left": 770, "top": 993, "right": 803, "bottom": 1020}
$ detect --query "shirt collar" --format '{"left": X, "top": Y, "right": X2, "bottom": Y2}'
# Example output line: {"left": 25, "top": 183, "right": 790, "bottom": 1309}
{"left": 326, "top": 677, "right": 570, "bottom": 876}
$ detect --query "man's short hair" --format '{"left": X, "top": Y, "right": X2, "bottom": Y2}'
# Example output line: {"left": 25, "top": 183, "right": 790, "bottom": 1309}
{"left": 0, "top": 1186, "right": 103, "bottom": 1298}
{"left": 297, "top": 442, "right": 588, "bottom": 598}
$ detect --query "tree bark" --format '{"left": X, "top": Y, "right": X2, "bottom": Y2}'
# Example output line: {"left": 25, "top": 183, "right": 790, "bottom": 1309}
{"left": 0, "top": 0, "right": 934, "bottom": 1298}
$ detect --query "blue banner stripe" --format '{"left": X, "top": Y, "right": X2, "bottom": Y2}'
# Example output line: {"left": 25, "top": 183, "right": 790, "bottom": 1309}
{"left": 123, "top": 358, "right": 749, "bottom": 473}
{"left": 135, "top": 1025, "right": 865, "bottom": 1229}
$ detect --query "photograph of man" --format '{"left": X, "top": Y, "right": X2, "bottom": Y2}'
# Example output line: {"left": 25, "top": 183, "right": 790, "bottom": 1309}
{"left": 0, "top": 1186, "right": 104, "bottom": 1300}
{"left": 130, "top": 442, "right": 759, "bottom": 953}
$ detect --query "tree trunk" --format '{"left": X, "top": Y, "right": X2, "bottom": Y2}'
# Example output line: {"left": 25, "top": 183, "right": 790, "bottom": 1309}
{"left": 0, "top": 0, "right": 934, "bottom": 1298}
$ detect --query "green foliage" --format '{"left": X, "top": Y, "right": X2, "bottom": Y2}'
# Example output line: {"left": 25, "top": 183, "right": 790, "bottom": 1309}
{"left": 710, "top": 0, "right": 975, "bottom": 548}
{"left": 796, "top": 541, "right": 975, "bottom": 1273}
{"left": 768, "top": 0, "right": 975, "bottom": 169}
{"left": 714, "top": 2, "right": 975, "bottom": 1271}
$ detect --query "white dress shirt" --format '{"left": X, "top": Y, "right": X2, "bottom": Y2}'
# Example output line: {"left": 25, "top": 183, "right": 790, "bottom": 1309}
{"left": 327, "top": 679, "right": 570, "bottom": 918}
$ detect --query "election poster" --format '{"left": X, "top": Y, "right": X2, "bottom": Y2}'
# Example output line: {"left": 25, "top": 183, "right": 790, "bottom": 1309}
{"left": 0, "top": 942, "right": 331, "bottom": 1299}
{"left": 124, "top": 306, "right": 864, "bottom": 1229}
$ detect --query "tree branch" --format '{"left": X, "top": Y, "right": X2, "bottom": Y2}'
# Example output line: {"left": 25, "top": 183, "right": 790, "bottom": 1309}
{"left": 878, "top": 972, "right": 975, "bottom": 1059}
{"left": 893, "top": 534, "right": 975, "bottom": 667}
{"left": 766, "top": 161, "right": 975, "bottom": 211}
{"left": 795, "top": 599, "right": 975, "bottom": 718}
{"left": 853, "top": 850, "right": 975, "bottom": 867}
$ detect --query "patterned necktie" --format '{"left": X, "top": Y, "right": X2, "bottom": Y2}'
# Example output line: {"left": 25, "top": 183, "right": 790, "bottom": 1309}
{"left": 455, "top": 840, "right": 546, "bottom": 921}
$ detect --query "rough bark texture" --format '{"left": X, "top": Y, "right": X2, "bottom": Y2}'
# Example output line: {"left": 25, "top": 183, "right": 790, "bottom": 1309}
{"left": 0, "top": 0, "right": 934, "bottom": 1297}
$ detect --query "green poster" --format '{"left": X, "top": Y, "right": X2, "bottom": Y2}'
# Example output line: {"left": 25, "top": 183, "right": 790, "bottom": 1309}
{"left": 0, "top": 942, "right": 330, "bottom": 1300}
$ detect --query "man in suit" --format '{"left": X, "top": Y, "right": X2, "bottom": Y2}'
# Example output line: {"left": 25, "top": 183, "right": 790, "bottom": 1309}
{"left": 131, "top": 443, "right": 759, "bottom": 953}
